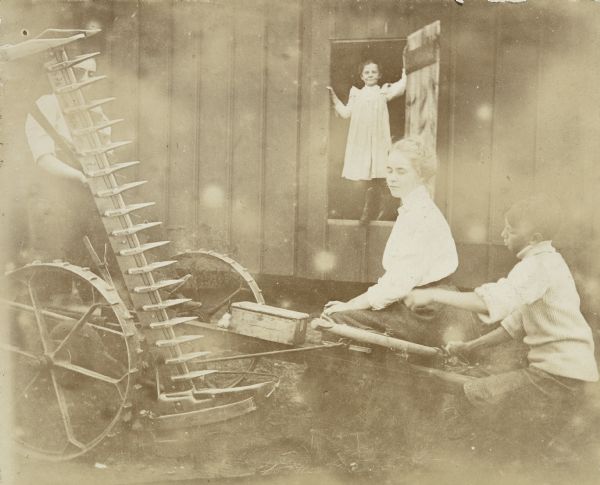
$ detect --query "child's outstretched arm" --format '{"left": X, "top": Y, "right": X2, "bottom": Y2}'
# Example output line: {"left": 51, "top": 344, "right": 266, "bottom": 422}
{"left": 404, "top": 287, "right": 489, "bottom": 315}
{"left": 383, "top": 68, "right": 407, "bottom": 101}
{"left": 327, "top": 86, "right": 352, "bottom": 118}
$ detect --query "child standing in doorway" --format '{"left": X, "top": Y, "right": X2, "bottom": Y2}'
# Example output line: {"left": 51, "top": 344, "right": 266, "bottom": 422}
{"left": 328, "top": 60, "right": 406, "bottom": 224}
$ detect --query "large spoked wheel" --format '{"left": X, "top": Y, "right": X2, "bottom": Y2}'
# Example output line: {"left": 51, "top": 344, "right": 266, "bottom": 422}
{"left": 164, "top": 250, "right": 265, "bottom": 388}
{"left": 168, "top": 250, "right": 265, "bottom": 322}
{"left": 1, "top": 261, "right": 139, "bottom": 461}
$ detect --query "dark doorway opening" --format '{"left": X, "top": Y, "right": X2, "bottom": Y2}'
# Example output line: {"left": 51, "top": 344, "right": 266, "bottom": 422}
{"left": 328, "top": 39, "right": 407, "bottom": 221}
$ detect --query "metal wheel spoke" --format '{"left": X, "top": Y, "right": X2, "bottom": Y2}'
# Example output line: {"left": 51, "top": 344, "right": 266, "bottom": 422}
{"left": 27, "top": 285, "right": 52, "bottom": 353}
{"left": 53, "top": 360, "right": 121, "bottom": 386}
{"left": 7, "top": 201, "right": 138, "bottom": 462}
{"left": 16, "top": 370, "right": 42, "bottom": 402}
{"left": 87, "top": 322, "right": 126, "bottom": 337}
{"left": 2, "top": 299, "right": 77, "bottom": 324}
{"left": 168, "top": 250, "right": 265, "bottom": 388}
{"left": 204, "top": 286, "right": 245, "bottom": 317}
{"left": 0, "top": 343, "right": 40, "bottom": 361}
{"left": 52, "top": 303, "right": 102, "bottom": 357}
{"left": 49, "top": 371, "right": 86, "bottom": 450}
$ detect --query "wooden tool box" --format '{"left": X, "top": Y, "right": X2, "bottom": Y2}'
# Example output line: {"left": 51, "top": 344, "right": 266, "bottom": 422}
{"left": 229, "top": 302, "right": 309, "bottom": 345}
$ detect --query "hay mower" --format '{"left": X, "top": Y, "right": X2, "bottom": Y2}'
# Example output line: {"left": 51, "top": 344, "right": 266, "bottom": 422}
{"left": 0, "top": 28, "right": 472, "bottom": 462}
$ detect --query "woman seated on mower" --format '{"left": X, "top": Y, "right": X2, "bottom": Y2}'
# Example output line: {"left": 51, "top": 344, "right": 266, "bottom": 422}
{"left": 323, "top": 137, "right": 477, "bottom": 347}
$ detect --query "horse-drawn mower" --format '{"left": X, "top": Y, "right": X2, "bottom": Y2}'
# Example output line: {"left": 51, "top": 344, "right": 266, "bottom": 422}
{"left": 1, "top": 28, "right": 472, "bottom": 461}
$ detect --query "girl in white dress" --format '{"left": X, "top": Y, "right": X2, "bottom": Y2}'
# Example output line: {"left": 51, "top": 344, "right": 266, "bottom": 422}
{"left": 328, "top": 60, "right": 406, "bottom": 223}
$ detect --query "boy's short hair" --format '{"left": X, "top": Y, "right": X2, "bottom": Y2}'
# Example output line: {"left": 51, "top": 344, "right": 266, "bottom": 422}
{"left": 505, "top": 194, "right": 562, "bottom": 240}
{"left": 389, "top": 137, "right": 438, "bottom": 181}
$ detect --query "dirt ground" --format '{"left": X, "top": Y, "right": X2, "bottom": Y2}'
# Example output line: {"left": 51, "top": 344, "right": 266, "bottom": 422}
{"left": 7, "top": 357, "right": 600, "bottom": 485}
{"left": 5, "top": 279, "right": 600, "bottom": 485}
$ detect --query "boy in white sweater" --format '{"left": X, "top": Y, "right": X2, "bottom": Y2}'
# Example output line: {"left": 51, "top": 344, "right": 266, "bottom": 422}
{"left": 405, "top": 195, "right": 598, "bottom": 444}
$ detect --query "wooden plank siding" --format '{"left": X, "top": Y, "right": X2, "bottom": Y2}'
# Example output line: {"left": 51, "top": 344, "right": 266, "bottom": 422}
{"left": 134, "top": 0, "right": 172, "bottom": 233}
{"left": 433, "top": 4, "right": 455, "bottom": 218}
{"left": 294, "top": 0, "right": 316, "bottom": 279}
{"left": 366, "top": 223, "right": 392, "bottom": 282}
{"left": 166, "top": 1, "right": 200, "bottom": 253}
{"left": 230, "top": 4, "right": 267, "bottom": 273}
{"left": 106, "top": 0, "right": 140, "bottom": 178}
{"left": 577, "top": 8, "right": 600, "bottom": 322}
{"left": 486, "top": 6, "right": 540, "bottom": 282}
{"left": 533, "top": 4, "right": 600, "bottom": 322}
{"left": 134, "top": 0, "right": 303, "bottom": 276}
{"left": 446, "top": 7, "right": 496, "bottom": 289}
{"left": 326, "top": 221, "right": 367, "bottom": 282}
{"left": 296, "top": 0, "right": 332, "bottom": 279}
{"left": 7, "top": 0, "right": 600, "bottom": 349}
{"left": 262, "top": 0, "right": 301, "bottom": 275}
{"left": 195, "top": 3, "right": 234, "bottom": 253}
{"left": 20, "top": 0, "right": 599, "bottom": 299}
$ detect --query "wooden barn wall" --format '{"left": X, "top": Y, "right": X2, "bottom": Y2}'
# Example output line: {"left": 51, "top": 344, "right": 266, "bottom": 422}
{"left": 297, "top": 0, "right": 600, "bottom": 308}
{"left": 105, "top": 0, "right": 302, "bottom": 275}
{"left": 11, "top": 1, "right": 600, "bottom": 310}
{"left": 446, "top": 0, "right": 600, "bottom": 310}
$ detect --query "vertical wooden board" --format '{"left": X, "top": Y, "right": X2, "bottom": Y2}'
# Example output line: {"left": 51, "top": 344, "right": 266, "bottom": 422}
{"left": 564, "top": 3, "right": 600, "bottom": 324}
{"left": 488, "top": 9, "right": 539, "bottom": 247}
{"left": 404, "top": 19, "right": 441, "bottom": 208}
{"left": 262, "top": 0, "right": 301, "bottom": 275}
{"left": 407, "top": 1, "right": 447, "bottom": 34}
{"left": 534, "top": 16, "right": 573, "bottom": 191}
{"left": 453, "top": 244, "right": 489, "bottom": 290}
{"left": 333, "top": 0, "right": 369, "bottom": 40}
{"left": 366, "top": 1, "right": 392, "bottom": 38}
{"left": 106, "top": 1, "right": 139, "bottom": 170}
{"left": 487, "top": 244, "right": 516, "bottom": 283}
{"left": 137, "top": 1, "right": 172, "bottom": 229}
{"left": 300, "top": 0, "right": 332, "bottom": 279}
{"left": 230, "top": 4, "right": 266, "bottom": 273}
{"left": 578, "top": 11, "right": 600, "bottom": 288}
{"left": 431, "top": 7, "right": 452, "bottom": 214}
{"left": 326, "top": 222, "right": 365, "bottom": 282}
{"left": 106, "top": 1, "right": 143, "bottom": 252}
{"left": 295, "top": 0, "right": 314, "bottom": 278}
{"left": 581, "top": 35, "right": 600, "bottom": 246}
{"left": 9, "top": 1, "right": 66, "bottom": 39}
{"left": 383, "top": 0, "right": 411, "bottom": 38}
{"left": 366, "top": 223, "right": 393, "bottom": 282}
{"left": 447, "top": 10, "right": 495, "bottom": 251}
{"left": 534, "top": 5, "right": 600, "bottom": 320}
{"left": 195, "top": 5, "right": 233, "bottom": 252}
{"left": 535, "top": 11, "right": 593, "bottom": 251}
{"left": 404, "top": 21, "right": 440, "bottom": 151}
{"left": 166, "top": 1, "right": 198, "bottom": 252}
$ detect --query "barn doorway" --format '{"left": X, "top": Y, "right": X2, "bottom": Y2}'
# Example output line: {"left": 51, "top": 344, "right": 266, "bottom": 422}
{"left": 327, "top": 39, "right": 407, "bottom": 222}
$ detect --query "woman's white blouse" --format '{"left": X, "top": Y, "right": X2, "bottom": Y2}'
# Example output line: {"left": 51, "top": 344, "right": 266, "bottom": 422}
{"left": 367, "top": 185, "right": 458, "bottom": 310}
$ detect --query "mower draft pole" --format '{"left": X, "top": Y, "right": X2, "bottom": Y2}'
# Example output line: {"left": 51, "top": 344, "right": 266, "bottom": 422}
{"left": 311, "top": 317, "right": 443, "bottom": 358}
